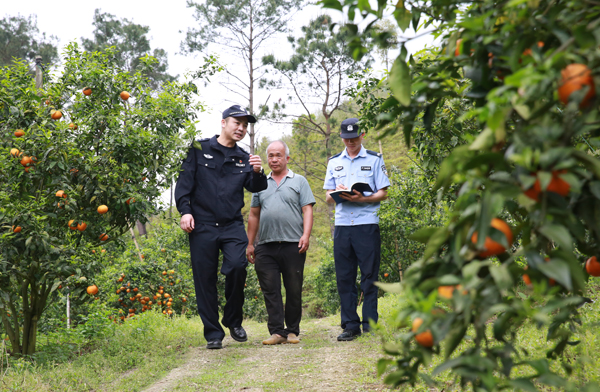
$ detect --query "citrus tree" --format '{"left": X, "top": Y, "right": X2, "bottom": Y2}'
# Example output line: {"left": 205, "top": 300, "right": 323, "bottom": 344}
{"left": 322, "top": 0, "right": 600, "bottom": 390}
{"left": 0, "top": 43, "right": 205, "bottom": 356}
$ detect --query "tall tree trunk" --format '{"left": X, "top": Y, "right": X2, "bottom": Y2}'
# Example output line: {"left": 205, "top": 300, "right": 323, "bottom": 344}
{"left": 246, "top": 3, "right": 255, "bottom": 154}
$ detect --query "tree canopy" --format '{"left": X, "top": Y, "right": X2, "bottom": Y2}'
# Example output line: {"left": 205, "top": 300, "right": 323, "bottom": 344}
{"left": 81, "top": 9, "right": 175, "bottom": 88}
{"left": 0, "top": 14, "right": 59, "bottom": 67}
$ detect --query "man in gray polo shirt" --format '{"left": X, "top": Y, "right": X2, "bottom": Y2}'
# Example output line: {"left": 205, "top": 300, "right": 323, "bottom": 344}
{"left": 246, "top": 140, "right": 315, "bottom": 345}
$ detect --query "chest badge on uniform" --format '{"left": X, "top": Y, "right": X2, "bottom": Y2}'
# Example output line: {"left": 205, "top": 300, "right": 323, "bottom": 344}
{"left": 203, "top": 154, "right": 213, "bottom": 159}
{"left": 361, "top": 166, "right": 371, "bottom": 171}
{"left": 335, "top": 166, "right": 343, "bottom": 171}
{"left": 236, "top": 162, "right": 246, "bottom": 167}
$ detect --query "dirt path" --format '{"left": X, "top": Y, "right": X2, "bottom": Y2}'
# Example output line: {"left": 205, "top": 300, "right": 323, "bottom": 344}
{"left": 142, "top": 316, "right": 387, "bottom": 392}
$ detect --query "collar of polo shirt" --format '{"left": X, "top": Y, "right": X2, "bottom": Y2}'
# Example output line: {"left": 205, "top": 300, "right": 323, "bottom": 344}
{"left": 267, "top": 169, "right": 295, "bottom": 179}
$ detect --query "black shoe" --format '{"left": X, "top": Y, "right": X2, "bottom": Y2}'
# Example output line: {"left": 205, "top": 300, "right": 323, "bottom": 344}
{"left": 337, "top": 329, "right": 361, "bottom": 341}
{"left": 206, "top": 339, "right": 222, "bottom": 349}
{"left": 230, "top": 326, "right": 248, "bottom": 342}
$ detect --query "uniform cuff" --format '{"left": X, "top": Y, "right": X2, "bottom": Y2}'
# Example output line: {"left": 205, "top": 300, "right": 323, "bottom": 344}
{"left": 179, "top": 207, "right": 192, "bottom": 216}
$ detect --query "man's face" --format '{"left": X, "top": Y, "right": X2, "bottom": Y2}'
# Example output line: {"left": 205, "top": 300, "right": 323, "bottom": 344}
{"left": 342, "top": 133, "right": 364, "bottom": 151}
{"left": 221, "top": 117, "right": 249, "bottom": 142}
{"left": 267, "top": 142, "right": 289, "bottom": 174}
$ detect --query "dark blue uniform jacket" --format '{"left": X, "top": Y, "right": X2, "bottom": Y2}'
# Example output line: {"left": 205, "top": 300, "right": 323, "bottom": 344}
{"left": 175, "top": 135, "right": 268, "bottom": 225}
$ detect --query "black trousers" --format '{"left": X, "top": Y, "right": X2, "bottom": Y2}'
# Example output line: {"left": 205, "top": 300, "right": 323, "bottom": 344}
{"left": 254, "top": 242, "right": 306, "bottom": 337}
{"left": 189, "top": 221, "right": 248, "bottom": 341}
{"left": 333, "top": 224, "right": 380, "bottom": 332}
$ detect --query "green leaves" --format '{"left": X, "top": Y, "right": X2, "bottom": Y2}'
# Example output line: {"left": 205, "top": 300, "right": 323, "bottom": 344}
{"left": 389, "top": 48, "right": 411, "bottom": 107}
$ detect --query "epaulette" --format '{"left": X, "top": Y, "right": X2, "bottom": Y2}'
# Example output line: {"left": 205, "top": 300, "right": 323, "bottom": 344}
{"left": 328, "top": 152, "right": 342, "bottom": 160}
{"left": 192, "top": 138, "right": 209, "bottom": 150}
{"left": 366, "top": 149, "right": 382, "bottom": 157}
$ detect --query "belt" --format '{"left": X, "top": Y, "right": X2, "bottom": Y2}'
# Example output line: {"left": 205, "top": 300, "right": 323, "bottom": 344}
{"left": 195, "top": 219, "right": 242, "bottom": 227}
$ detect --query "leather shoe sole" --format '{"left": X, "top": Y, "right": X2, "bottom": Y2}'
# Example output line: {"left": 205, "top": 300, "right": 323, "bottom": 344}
{"left": 230, "top": 326, "right": 248, "bottom": 342}
{"left": 206, "top": 340, "right": 222, "bottom": 349}
{"left": 337, "top": 330, "right": 361, "bottom": 341}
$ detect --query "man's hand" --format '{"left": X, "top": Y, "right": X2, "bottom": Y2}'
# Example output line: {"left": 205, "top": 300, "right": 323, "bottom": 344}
{"left": 246, "top": 244, "right": 256, "bottom": 264}
{"left": 180, "top": 214, "right": 195, "bottom": 233}
{"left": 340, "top": 189, "right": 367, "bottom": 202}
{"left": 249, "top": 154, "right": 262, "bottom": 173}
{"left": 335, "top": 184, "right": 348, "bottom": 191}
{"left": 298, "top": 235, "right": 310, "bottom": 253}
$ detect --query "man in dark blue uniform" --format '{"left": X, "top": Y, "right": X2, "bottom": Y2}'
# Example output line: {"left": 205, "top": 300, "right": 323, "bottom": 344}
{"left": 175, "top": 105, "right": 268, "bottom": 349}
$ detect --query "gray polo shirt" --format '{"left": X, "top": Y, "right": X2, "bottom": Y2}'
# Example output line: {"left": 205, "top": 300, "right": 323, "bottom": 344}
{"left": 251, "top": 169, "right": 315, "bottom": 245}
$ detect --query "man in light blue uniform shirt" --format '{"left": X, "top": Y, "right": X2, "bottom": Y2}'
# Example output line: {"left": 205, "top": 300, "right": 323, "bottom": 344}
{"left": 324, "top": 118, "right": 390, "bottom": 341}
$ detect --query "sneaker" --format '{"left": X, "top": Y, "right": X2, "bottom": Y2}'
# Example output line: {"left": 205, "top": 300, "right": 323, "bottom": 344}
{"left": 337, "top": 329, "right": 361, "bottom": 341}
{"left": 262, "top": 334, "right": 287, "bottom": 345}
{"left": 287, "top": 333, "right": 300, "bottom": 344}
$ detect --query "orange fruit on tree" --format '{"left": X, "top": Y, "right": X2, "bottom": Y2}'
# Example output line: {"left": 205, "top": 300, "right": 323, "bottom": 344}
{"left": 99, "top": 233, "right": 109, "bottom": 241}
{"left": 471, "top": 218, "right": 513, "bottom": 258}
{"left": 586, "top": 256, "right": 600, "bottom": 277}
{"left": 412, "top": 318, "right": 434, "bottom": 348}
{"left": 77, "top": 222, "right": 87, "bottom": 231}
{"left": 558, "top": 64, "right": 596, "bottom": 108}
{"left": 161, "top": 248, "right": 166, "bottom": 253}
{"left": 68, "top": 220, "right": 78, "bottom": 230}
{"left": 437, "top": 285, "right": 458, "bottom": 299}
{"left": 126, "top": 197, "right": 135, "bottom": 205}
{"left": 523, "top": 258, "right": 555, "bottom": 286}
{"left": 522, "top": 41, "right": 544, "bottom": 57}
{"left": 12, "top": 225, "right": 22, "bottom": 233}
{"left": 20, "top": 156, "right": 32, "bottom": 166}
{"left": 55, "top": 190, "right": 67, "bottom": 198}
{"left": 97, "top": 205, "right": 109, "bottom": 214}
{"left": 68, "top": 123, "right": 78, "bottom": 130}
{"left": 10, "top": 148, "right": 20, "bottom": 157}
{"left": 162, "top": 271, "right": 167, "bottom": 275}
{"left": 14, "top": 129, "right": 25, "bottom": 137}
{"left": 24, "top": 166, "right": 33, "bottom": 173}
{"left": 101, "top": 249, "right": 106, "bottom": 253}
{"left": 83, "top": 87, "right": 92, "bottom": 96}
{"left": 524, "top": 171, "right": 570, "bottom": 201}
{"left": 120, "top": 91, "right": 130, "bottom": 100}
{"left": 51, "top": 110, "right": 62, "bottom": 120}
{"left": 86, "top": 285, "right": 99, "bottom": 295}
{"left": 454, "top": 39, "right": 462, "bottom": 56}
{"left": 546, "top": 171, "right": 570, "bottom": 196}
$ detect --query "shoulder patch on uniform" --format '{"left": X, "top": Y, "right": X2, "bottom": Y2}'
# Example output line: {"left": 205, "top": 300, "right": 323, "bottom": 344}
{"left": 366, "top": 149, "right": 382, "bottom": 157}
{"left": 329, "top": 152, "right": 342, "bottom": 160}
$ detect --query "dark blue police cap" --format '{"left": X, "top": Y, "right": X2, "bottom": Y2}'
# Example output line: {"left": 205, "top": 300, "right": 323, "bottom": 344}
{"left": 340, "top": 118, "right": 361, "bottom": 139}
{"left": 222, "top": 105, "right": 257, "bottom": 123}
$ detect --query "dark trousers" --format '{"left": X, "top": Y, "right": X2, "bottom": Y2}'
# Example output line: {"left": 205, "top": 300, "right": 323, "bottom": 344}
{"left": 189, "top": 221, "right": 248, "bottom": 341}
{"left": 333, "top": 224, "right": 380, "bottom": 332}
{"left": 254, "top": 242, "right": 306, "bottom": 337}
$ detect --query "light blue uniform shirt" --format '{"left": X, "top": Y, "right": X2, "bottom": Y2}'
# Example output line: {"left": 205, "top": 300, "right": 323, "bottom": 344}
{"left": 323, "top": 146, "right": 390, "bottom": 226}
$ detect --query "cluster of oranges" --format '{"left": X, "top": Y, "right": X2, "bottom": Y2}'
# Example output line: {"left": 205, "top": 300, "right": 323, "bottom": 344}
{"left": 115, "top": 274, "right": 154, "bottom": 320}
{"left": 455, "top": 40, "right": 596, "bottom": 109}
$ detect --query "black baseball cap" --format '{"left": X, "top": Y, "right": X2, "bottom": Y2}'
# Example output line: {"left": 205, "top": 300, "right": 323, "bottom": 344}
{"left": 340, "top": 118, "right": 361, "bottom": 139}
{"left": 222, "top": 105, "right": 257, "bottom": 123}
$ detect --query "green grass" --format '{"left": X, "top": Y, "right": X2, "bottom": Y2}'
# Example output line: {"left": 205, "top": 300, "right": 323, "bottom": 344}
{"left": 0, "top": 312, "right": 204, "bottom": 391}
{"left": 2, "top": 288, "right": 600, "bottom": 391}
